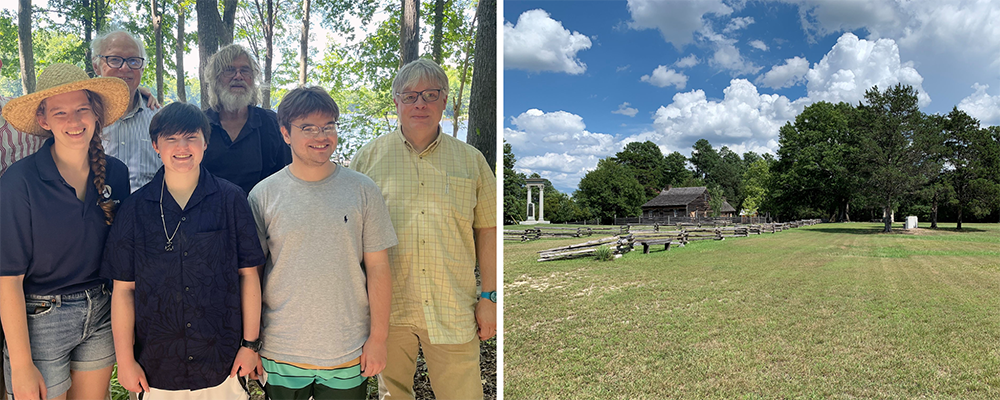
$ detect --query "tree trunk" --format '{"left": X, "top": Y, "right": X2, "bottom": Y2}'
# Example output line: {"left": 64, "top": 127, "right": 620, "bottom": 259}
{"left": 261, "top": 0, "right": 275, "bottom": 109}
{"left": 176, "top": 4, "right": 186, "bottom": 102}
{"left": 930, "top": 191, "right": 938, "bottom": 229}
{"left": 956, "top": 207, "right": 963, "bottom": 230}
{"left": 152, "top": 0, "right": 164, "bottom": 103}
{"left": 298, "top": 0, "right": 310, "bottom": 86}
{"left": 432, "top": 0, "right": 443, "bottom": 64}
{"left": 17, "top": 0, "right": 35, "bottom": 94}
{"left": 452, "top": 9, "right": 476, "bottom": 137}
{"left": 400, "top": 0, "right": 419, "bottom": 68}
{"left": 83, "top": 0, "right": 94, "bottom": 77}
{"left": 196, "top": 0, "right": 237, "bottom": 108}
{"left": 465, "top": 0, "right": 495, "bottom": 172}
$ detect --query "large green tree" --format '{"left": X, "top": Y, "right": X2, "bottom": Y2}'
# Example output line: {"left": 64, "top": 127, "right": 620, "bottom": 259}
{"left": 613, "top": 141, "right": 668, "bottom": 200}
{"left": 939, "top": 108, "right": 1000, "bottom": 229}
{"left": 503, "top": 140, "right": 526, "bottom": 224}
{"left": 853, "top": 84, "right": 935, "bottom": 232}
{"left": 575, "top": 159, "right": 645, "bottom": 224}
{"left": 662, "top": 151, "right": 694, "bottom": 188}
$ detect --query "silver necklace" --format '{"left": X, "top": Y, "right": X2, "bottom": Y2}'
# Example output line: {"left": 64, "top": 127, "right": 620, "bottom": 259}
{"left": 159, "top": 179, "right": 182, "bottom": 252}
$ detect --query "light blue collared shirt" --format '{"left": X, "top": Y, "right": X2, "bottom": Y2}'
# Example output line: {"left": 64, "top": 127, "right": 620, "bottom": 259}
{"left": 102, "top": 92, "right": 161, "bottom": 192}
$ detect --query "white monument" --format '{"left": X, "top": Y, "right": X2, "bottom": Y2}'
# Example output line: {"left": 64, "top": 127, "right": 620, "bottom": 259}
{"left": 522, "top": 178, "right": 550, "bottom": 225}
{"left": 905, "top": 216, "right": 918, "bottom": 229}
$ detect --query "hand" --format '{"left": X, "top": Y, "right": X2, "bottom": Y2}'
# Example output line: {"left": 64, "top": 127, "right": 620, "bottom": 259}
{"left": 359, "top": 338, "right": 387, "bottom": 377}
{"left": 476, "top": 297, "right": 497, "bottom": 340}
{"left": 11, "top": 362, "right": 47, "bottom": 400}
{"left": 137, "top": 87, "right": 161, "bottom": 110}
{"left": 116, "top": 359, "right": 150, "bottom": 393}
{"left": 231, "top": 347, "right": 260, "bottom": 379}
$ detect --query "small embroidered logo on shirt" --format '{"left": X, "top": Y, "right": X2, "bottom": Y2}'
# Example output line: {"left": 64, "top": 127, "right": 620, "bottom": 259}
{"left": 102, "top": 185, "right": 112, "bottom": 199}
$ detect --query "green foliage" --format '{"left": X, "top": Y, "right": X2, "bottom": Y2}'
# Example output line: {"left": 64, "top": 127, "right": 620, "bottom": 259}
{"left": 707, "top": 186, "right": 725, "bottom": 217}
{"left": 593, "top": 245, "right": 613, "bottom": 261}
{"left": 613, "top": 141, "right": 669, "bottom": 200}
{"left": 575, "top": 158, "right": 645, "bottom": 224}
{"left": 741, "top": 158, "right": 770, "bottom": 216}
{"left": 937, "top": 108, "right": 1000, "bottom": 228}
{"left": 503, "top": 140, "right": 527, "bottom": 224}
{"left": 662, "top": 151, "right": 694, "bottom": 188}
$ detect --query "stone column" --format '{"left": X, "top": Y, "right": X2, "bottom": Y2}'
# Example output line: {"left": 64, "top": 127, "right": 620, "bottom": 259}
{"left": 539, "top": 186, "right": 545, "bottom": 222}
{"left": 526, "top": 186, "right": 534, "bottom": 221}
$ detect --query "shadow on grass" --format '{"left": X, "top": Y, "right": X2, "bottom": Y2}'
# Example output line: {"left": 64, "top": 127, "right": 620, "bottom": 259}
{"left": 809, "top": 226, "right": 990, "bottom": 235}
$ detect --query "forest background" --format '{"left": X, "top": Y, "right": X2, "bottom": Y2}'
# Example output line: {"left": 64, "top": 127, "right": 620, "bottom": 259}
{"left": 1, "top": 0, "right": 497, "bottom": 165}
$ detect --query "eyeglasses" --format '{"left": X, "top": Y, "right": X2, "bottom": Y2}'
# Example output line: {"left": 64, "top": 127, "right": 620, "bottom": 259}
{"left": 395, "top": 89, "right": 443, "bottom": 104}
{"left": 222, "top": 67, "right": 254, "bottom": 79}
{"left": 291, "top": 123, "right": 338, "bottom": 139}
{"left": 100, "top": 55, "right": 145, "bottom": 70}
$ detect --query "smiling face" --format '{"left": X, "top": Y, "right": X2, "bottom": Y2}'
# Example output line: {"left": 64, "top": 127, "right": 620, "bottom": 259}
{"left": 94, "top": 32, "right": 143, "bottom": 96}
{"left": 37, "top": 90, "right": 98, "bottom": 152}
{"left": 152, "top": 129, "right": 207, "bottom": 175}
{"left": 282, "top": 111, "right": 337, "bottom": 168}
{"left": 394, "top": 79, "right": 447, "bottom": 138}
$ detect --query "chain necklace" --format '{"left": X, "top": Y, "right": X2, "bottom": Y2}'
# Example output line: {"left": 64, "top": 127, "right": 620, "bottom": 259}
{"left": 160, "top": 179, "right": 182, "bottom": 252}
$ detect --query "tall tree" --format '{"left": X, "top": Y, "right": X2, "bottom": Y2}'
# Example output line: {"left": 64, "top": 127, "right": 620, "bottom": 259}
{"left": 466, "top": 0, "right": 495, "bottom": 171}
{"left": 662, "top": 151, "right": 694, "bottom": 188}
{"left": 175, "top": 2, "right": 186, "bottom": 102}
{"left": 298, "top": 0, "right": 310, "bottom": 86}
{"left": 741, "top": 158, "right": 770, "bottom": 217}
{"left": 854, "top": 84, "right": 934, "bottom": 232}
{"left": 689, "top": 139, "right": 720, "bottom": 182}
{"left": 196, "top": 0, "right": 237, "bottom": 107}
{"left": 503, "top": 140, "right": 527, "bottom": 224}
{"left": 432, "top": 0, "right": 443, "bottom": 64}
{"left": 939, "top": 108, "right": 1000, "bottom": 229}
{"left": 152, "top": 0, "right": 164, "bottom": 103}
{"left": 17, "top": 0, "right": 34, "bottom": 94}
{"left": 575, "top": 158, "right": 645, "bottom": 224}
{"left": 399, "top": 0, "right": 419, "bottom": 67}
{"left": 613, "top": 141, "right": 667, "bottom": 199}
{"left": 450, "top": 5, "right": 475, "bottom": 137}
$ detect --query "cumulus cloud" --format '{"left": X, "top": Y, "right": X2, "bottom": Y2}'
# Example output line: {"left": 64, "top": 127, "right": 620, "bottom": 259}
{"left": 504, "top": 9, "right": 592, "bottom": 74}
{"left": 506, "top": 109, "right": 621, "bottom": 191}
{"left": 641, "top": 66, "right": 688, "bottom": 89}
{"left": 675, "top": 54, "right": 700, "bottom": 68}
{"left": 803, "top": 32, "right": 929, "bottom": 107}
{"left": 612, "top": 102, "right": 639, "bottom": 117}
{"left": 757, "top": 56, "right": 810, "bottom": 89}
{"left": 645, "top": 79, "right": 797, "bottom": 155}
{"left": 700, "top": 26, "right": 762, "bottom": 76}
{"left": 958, "top": 84, "right": 1000, "bottom": 127}
{"left": 724, "top": 16, "right": 755, "bottom": 33}
{"left": 627, "top": 0, "right": 733, "bottom": 47}
{"left": 749, "top": 40, "right": 768, "bottom": 51}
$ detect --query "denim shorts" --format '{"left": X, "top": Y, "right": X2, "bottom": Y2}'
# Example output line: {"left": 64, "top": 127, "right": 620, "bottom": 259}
{"left": 3, "top": 285, "right": 115, "bottom": 399}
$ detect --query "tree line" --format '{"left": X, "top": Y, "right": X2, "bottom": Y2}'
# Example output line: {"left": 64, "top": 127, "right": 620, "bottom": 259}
{"left": 4, "top": 0, "right": 496, "bottom": 166}
{"left": 505, "top": 84, "right": 1000, "bottom": 231}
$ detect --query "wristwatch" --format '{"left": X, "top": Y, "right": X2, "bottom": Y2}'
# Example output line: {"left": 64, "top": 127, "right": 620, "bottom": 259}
{"left": 480, "top": 291, "right": 497, "bottom": 303}
{"left": 241, "top": 338, "right": 263, "bottom": 352}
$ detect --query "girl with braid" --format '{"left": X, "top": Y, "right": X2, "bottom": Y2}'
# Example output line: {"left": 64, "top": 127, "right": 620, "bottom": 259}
{"left": 0, "top": 63, "right": 130, "bottom": 400}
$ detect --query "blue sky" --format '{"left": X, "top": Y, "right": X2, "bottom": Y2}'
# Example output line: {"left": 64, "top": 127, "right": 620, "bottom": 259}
{"left": 503, "top": 0, "right": 1000, "bottom": 193}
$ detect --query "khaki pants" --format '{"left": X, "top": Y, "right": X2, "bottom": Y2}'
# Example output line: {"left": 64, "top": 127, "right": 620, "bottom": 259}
{"left": 378, "top": 325, "right": 482, "bottom": 400}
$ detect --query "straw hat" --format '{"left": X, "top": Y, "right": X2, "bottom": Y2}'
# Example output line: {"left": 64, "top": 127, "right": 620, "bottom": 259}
{"left": 1, "top": 63, "right": 130, "bottom": 137}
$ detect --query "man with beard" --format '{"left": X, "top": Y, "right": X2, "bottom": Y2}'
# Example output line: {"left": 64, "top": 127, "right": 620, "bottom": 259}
{"left": 202, "top": 44, "right": 291, "bottom": 195}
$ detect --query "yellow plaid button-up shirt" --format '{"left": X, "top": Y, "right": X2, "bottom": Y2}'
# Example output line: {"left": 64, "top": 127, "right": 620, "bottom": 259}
{"left": 351, "top": 127, "right": 496, "bottom": 344}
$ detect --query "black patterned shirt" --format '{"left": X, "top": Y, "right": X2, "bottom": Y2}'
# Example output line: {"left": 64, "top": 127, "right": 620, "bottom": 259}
{"left": 102, "top": 166, "right": 265, "bottom": 390}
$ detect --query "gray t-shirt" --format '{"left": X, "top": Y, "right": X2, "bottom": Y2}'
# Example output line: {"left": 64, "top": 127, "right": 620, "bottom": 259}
{"left": 248, "top": 165, "right": 397, "bottom": 366}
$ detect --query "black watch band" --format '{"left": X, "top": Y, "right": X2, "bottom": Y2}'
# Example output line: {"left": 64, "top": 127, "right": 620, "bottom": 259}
{"left": 241, "top": 338, "right": 262, "bottom": 352}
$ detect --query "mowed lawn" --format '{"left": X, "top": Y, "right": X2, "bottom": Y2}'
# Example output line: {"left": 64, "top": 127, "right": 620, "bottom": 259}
{"left": 503, "top": 223, "right": 1000, "bottom": 399}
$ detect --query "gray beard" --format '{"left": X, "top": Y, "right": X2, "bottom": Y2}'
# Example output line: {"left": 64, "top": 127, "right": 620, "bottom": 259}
{"left": 218, "top": 86, "right": 253, "bottom": 112}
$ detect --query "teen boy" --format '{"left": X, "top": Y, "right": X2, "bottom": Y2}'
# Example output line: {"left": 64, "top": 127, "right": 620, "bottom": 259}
{"left": 102, "top": 102, "right": 264, "bottom": 399}
{"left": 248, "top": 87, "right": 396, "bottom": 400}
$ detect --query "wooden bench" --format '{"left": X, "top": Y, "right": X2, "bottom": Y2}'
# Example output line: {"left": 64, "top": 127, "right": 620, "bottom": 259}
{"left": 638, "top": 238, "right": 685, "bottom": 254}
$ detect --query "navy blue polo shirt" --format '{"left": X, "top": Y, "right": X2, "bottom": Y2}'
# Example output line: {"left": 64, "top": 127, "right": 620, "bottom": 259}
{"left": 0, "top": 138, "right": 129, "bottom": 295}
{"left": 203, "top": 106, "right": 291, "bottom": 195}
{"left": 101, "top": 166, "right": 265, "bottom": 391}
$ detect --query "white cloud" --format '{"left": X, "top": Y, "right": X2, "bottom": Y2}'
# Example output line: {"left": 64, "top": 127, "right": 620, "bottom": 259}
{"left": 506, "top": 109, "right": 622, "bottom": 192}
{"left": 749, "top": 40, "right": 768, "bottom": 51}
{"left": 958, "top": 84, "right": 1000, "bottom": 127}
{"left": 803, "top": 32, "right": 929, "bottom": 107}
{"left": 616, "top": 65, "right": 631, "bottom": 73}
{"left": 757, "top": 56, "right": 810, "bottom": 89}
{"left": 627, "top": 0, "right": 733, "bottom": 47}
{"left": 504, "top": 9, "right": 592, "bottom": 74}
{"left": 645, "top": 79, "right": 798, "bottom": 155}
{"left": 675, "top": 54, "right": 700, "bottom": 68}
{"left": 641, "top": 66, "right": 688, "bottom": 89}
{"left": 701, "top": 26, "right": 762, "bottom": 76}
{"left": 613, "top": 102, "right": 639, "bottom": 117}
{"left": 724, "top": 16, "right": 755, "bottom": 33}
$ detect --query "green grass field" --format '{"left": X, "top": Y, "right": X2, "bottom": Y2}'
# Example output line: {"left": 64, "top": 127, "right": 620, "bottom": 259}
{"left": 503, "top": 222, "right": 1000, "bottom": 399}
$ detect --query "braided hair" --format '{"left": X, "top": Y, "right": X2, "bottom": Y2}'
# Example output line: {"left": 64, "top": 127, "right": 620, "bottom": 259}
{"left": 84, "top": 90, "right": 116, "bottom": 225}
